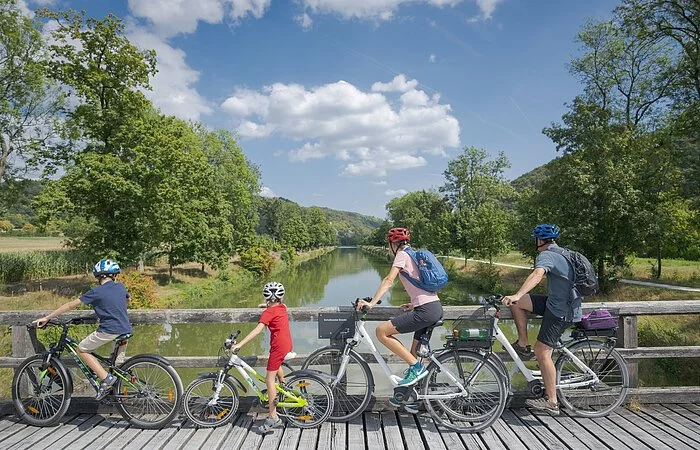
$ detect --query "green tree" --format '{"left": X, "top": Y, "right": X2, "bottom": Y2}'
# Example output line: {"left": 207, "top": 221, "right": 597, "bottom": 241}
{"left": 0, "top": 0, "right": 63, "bottom": 180}
{"left": 280, "top": 208, "right": 310, "bottom": 251}
{"left": 441, "top": 147, "right": 514, "bottom": 262}
{"left": 306, "top": 206, "right": 335, "bottom": 248}
{"left": 386, "top": 190, "right": 452, "bottom": 254}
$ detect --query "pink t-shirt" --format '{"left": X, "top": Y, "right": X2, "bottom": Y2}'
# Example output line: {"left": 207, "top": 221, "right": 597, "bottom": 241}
{"left": 393, "top": 249, "right": 440, "bottom": 307}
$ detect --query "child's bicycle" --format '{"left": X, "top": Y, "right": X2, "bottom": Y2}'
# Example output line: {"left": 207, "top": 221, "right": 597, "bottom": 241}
{"left": 181, "top": 330, "right": 334, "bottom": 428}
{"left": 13, "top": 317, "right": 183, "bottom": 429}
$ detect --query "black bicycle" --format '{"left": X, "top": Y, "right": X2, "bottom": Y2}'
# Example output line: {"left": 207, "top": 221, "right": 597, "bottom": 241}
{"left": 13, "top": 317, "right": 183, "bottom": 429}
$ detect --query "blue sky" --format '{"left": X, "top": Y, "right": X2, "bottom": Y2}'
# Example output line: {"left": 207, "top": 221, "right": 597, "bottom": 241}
{"left": 24, "top": 0, "right": 618, "bottom": 218}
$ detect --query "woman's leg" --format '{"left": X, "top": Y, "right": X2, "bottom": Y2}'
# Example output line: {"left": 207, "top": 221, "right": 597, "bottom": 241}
{"left": 376, "top": 320, "right": 417, "bottom": 365}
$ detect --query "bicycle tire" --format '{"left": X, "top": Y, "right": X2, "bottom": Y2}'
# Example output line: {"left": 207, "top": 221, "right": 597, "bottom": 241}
{"left": 182, "top": 376, "right": 240, "bottom": 428}
{"left": 12, "top": 355, "right": 72, "bottom": 427}
{"left": 300, "top": 345, "right": 373, "bottom": 422}
{"left": 422, "top": 349, "right": 507, "bottom": 433}
{"left": 114, "top": 356, "right": 183, "bottom": 429}
{"left": 279, "top": 372, "right": 334, "bottom": 428}
{"left": 555, "top": 339, "right": 629, "bottom": 417}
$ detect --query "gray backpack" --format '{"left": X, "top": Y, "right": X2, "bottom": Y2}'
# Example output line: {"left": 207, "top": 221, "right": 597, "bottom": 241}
{"left": 546, "top": 246, "right": 599, "bottom": 296}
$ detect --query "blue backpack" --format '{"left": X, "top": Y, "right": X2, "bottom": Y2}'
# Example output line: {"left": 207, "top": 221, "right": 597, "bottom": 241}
{"left": 400, "top": 247, "right": 449, "bottom": 293}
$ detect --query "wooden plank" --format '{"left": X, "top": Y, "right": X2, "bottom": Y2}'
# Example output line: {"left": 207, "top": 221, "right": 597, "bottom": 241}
{"left": 316, "top": 421, "right": 333, "bottom": 450}
{"left": 416, "top": 416, "right": 447, "bottom": 450}
{"left": 6, "top": 415, "right": 84, "bottom": 450}
{"left": 239, "top": 413, "right": 266, "bottom": 450}
{"left": 433, "top": 415, "right": 477, "bottom": 450}
{"left": 161, "top": 420, "right": 197, "bottom": 450}
{"left": 46, "top": 414, "right": 112, "bottom": 450}
{"left": 11, "top": 325, "right": 34, "bottom": 357}
{"left": 511, "top": 408, "right": 567, "bottom": 450}
{"left": 101, "top": 426, "right": 145, "bottom": 450}
{"left": 32, "top": 414, "right": 105, "bottom": 450}
{"left": 277, "top": 423, "right": 302, "bottom": 450}
{"left": 605, "top": 410, "right": 675, "bottom": 450}
{"left": 297, "top": 423, "right": 319, "bottom": 450}
{"left": 260, "top": 417, "right": 285, "bottom": 450}
{"left": 118, "top": 429, "right": 159, "bottom": 450}
{"left": 182, "top": 427, "right": 214, "bottom": 449}
{"left": 619, "top": 315, "right": 639, "bottom": 388}
{"left": 347, "top": 415, "right": 365, "bottom": 449}
{"left": 331, "top": 421, "right": 347, "bottom": 450}
{"left": 616, "top": 407, "right": 696, "bottom": 450}
{"left": 523, "top": 412, "right": 592, "bottom": 450}
{"left": 80, "top": 416, "right": 132, "bottom": 449}
{"left": 617, "top": 346, "right": 700, "bottom": 359}
{"left": 478, "top": 425, "right": 509, "bottom": 450}
{"left": 0, "top": 416, "right": 20, "bottom": 434}
{"left": 396, "top": 412, "right": 425, "bottom": 449}
{"left": 560, "top": 413, "right": 632, "bottom": 450}
{"left": 381, "top": 412, "right": 404, "bottom": 450}
{"left": 489, "top": 417, "right": 529, "bottom": 450}
{"left": 641, "top": 405, "right": 700, "bottom": 445}
{"left": 364, "top": 412, "right": 385, "bottom": 450}
{"left": 220, "top": 413, "right": 254, "bottom": 450}
{"left": 588, "top": 415, "right": 654, "bottom": 449}
{"left": 499, "top": 410, "right": 549, "bottom": 450}
{"left": 679, "top": 403, "right": 700, "bottom": 417}
{"left": 665, "top": 403, "right": 700, "bottom": 426}
{"left": 0, "top": 422, "right": 47, "bottom": 448}
{"left": 549, "top": 414, "right": 612, "bottom": 450}
{"left": 0, "top": 421, "right": 27, "bottom": 445}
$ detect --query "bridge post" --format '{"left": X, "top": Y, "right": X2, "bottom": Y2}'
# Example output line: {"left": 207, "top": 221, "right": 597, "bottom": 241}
{"left": 11, "top": 326, "right": 34, "bottom": 359}
{"left": 618, "top": 315, "right": 639, "bottom": 388}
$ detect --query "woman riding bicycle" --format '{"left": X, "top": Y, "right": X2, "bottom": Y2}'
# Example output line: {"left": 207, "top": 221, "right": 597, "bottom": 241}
{"left": 356, "top": 227, "right": 443, "bottom": 387}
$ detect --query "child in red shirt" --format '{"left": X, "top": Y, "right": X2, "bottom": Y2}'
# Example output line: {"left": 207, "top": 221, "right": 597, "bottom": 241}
{"left": 232, "top": 282, "right": 292, "bottom": 433}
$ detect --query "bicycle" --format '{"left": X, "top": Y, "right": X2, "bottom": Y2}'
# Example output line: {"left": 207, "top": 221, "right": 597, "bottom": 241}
{"left": 181, "top": 330, "right": 334, "bottom": 428}
{"left": 12, "top": 317, "right": 183, "bottom": 429}
{"left": 301, "top": 298, "right": 508, "bottom": 432}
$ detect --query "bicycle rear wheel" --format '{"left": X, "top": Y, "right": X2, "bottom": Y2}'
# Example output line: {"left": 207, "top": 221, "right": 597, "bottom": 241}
{"left": 556, "top": 339, "right": 629, "bottom": 417}
{"left": 300, "top": 346, "right": 373, "bottom": 422}
{"left": 12, "top": 355, "right": 72, "bottom": 427}
{"left": 182, "top": 376, "right": 240, "bottom": 427}
{"left": 114, "top": 356, "right": 183, "bottom": 429}
{"left": 278, "top": 373, "right": 334, "bottom": 428}
{"left": 423, "top": 349, "right": 507, "bottom": 433}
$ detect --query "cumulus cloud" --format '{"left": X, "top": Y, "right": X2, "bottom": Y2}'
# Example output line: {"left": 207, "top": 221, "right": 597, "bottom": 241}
{"left": 298, "top": 0, "right": 500, "bottom": 23}
{"left": 429, "top": 54, "right": 437, "bottom": 63}
{"left": 127, "top": 0, "right": 271, "bottom": 37}
{"left": 127, "top": 26, "right": 212, "bottom": 121}
{"left": 295, "top": 13, "right": 314, "bottom": 30}
{"left": 385, "top": 189, "right": 408, "bottom": 197}
{"left": 259, "top": 186, "right": 277, "bottom": 198}
{"left": 221, "top": 74, "right": 460, "bottom": 177}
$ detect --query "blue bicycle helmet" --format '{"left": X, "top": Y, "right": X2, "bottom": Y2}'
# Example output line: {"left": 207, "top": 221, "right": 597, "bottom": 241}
{"left": 531, "top": 224, "right": 559, "bottom": 240}
{"left": 93, "top": 259, "right": 121, "bottom": 277}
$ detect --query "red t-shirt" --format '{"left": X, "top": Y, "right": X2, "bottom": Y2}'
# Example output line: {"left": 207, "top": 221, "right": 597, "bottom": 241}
{"left": 259, "top": 303, "right": 292, "bottom": 352}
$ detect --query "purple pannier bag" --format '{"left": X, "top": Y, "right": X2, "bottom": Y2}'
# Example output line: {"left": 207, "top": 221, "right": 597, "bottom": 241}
{"left": 580, "top": 309, "right": 618, "bottom": 329}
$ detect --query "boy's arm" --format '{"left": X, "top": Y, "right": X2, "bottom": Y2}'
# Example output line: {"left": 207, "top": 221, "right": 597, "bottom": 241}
{"left": 35, "top": 299, "right": 82, "bottom": 327}
{"left": 232, "top": 323, "right": 266, "bottom": 350}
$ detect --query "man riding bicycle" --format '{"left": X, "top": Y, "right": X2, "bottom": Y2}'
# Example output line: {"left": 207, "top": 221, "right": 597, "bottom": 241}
{"left": 502, "top": 223, "right": 583, "bottom": 415}
{"left": 356, "top": 227, "right": 443, "bottom": 387}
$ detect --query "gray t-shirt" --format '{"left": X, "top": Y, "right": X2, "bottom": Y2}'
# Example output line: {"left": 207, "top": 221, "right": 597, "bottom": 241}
{"left": 535, "top": 244, "right": 581, "bottom": 321}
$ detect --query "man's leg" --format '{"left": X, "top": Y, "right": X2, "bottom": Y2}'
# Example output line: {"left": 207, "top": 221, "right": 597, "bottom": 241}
{"left": 376, "top": 320, "right": 417, "bottom": 365}
{"left": 534, "top": 341, "right": 557, "bottom": 404}
{"left": 76, "top": 349, "right": 108, "bottom": 380}
{"left": 510, "top": 294, "right": 534, "bottom": 347}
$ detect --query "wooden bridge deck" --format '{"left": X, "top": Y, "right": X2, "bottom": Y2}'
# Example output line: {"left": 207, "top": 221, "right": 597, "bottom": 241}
{"left": 1, "top": 404, "right": 699, "bottom": 450}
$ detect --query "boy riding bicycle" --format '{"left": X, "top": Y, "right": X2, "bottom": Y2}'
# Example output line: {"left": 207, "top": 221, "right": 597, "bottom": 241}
{"left": 34, "top": 259, "right": 132, "bottom": 400}
{"left": 356, "top": 227, "right": 443, "bottom": 388}
{"left": 232, "top": 282, "right": 292, "bottom": 434}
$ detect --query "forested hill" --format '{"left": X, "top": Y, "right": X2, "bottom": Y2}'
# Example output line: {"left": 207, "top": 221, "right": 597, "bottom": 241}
{"left": 320, "top": 207, "right": 384, "bottom": 244}
{"left": 510, "top": 159, "right": 556, "bottom": 192}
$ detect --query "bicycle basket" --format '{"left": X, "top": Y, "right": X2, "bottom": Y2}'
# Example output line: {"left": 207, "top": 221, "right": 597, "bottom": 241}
{"left": 445, "top": 313, "right": 495, "bottom": 350}
{"left": 577, "top": 308, "right": 619, "bottom": 330}
{"left": 318, "top": 312, "right": 355, "bottom": 340}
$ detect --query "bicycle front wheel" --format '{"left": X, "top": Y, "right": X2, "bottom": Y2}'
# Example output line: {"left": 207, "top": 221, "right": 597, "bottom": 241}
{"left": 12, "top": 355, "right": 72, "bottom": 427}
{"left": 279, "top": 373, "right": 334, "bottom": 428}
{"left": 556, "top": 339, "right": 629, "bottom": 417}
{"left": 114, "top": 356, "right": 183, "bottom": 429}
{"left": 301, "top": 346, "right": 373, "bottom": 422}
{"left": 423, "top": 349, "right": 507, "bottom": 433}
{"left": 182, "top": 376, "right": 240, "bottom": 428}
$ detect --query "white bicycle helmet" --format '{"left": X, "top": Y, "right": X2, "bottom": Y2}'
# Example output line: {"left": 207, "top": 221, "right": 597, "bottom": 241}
{"left": 262, "top": 282, "right": 285, "bottom": 302}
{"left": 93, "top": 259, "right": 121, "bottom": 277}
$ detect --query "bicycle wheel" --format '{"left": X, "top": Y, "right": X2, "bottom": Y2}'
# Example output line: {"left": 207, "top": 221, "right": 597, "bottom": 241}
{"left": 423, "top": 349, "right": 507, "bottom": 433}
{"left": 279, "top": 373, "right": 334, "bottom": 428}
{"left": 12, "top": 355, "right": 72, "bottom": 427}
{"left": 556, "top": 339, "right": 629, "bottom": 417}
{"left": 301, "top": 346, "right": 373, "bottom": 422}
{"left": 114, "top": 356, "right": 183, "bottom": 429}
{"left": 182, "top": 376, "right": 240, "bottom": 428}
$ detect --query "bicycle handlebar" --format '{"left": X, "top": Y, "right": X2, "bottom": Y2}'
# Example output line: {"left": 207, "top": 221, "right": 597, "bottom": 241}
{"left": 353, "top": 297, "right": 380, "bottom": 313}
{"left": 26, "top": 316, "right": 97, "bottom": 330}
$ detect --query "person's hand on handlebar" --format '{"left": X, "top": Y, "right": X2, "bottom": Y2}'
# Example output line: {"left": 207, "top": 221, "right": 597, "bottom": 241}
{"left": 355, "top": 298, "right": 373, "bottom": 311}
{"left": 33, "top": 316, "right": 50, "bottom": 328}
{"left": 231, "top": 344, "right": 242, "bottom": 354}
{"left": 501, "top": 295, "right": 520, "bottom": 307}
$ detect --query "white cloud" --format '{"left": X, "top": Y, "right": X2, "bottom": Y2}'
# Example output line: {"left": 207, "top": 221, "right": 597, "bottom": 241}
{"left": 372, "top": 180, "right": 388, "bottom": 186}
{"left": 127, "top": 25, "right": 213, "bottom": 121}
{"left": 385, "top": 189, "right": 408, "bottom": 197}
{"left": 429, "top": 54, "right": 436, "bottom": 63}
{"left": 295, "top": 13, "right": 314, "bottom": 30}
{"left": 16, "top": 0, "right": 33, "bottom": 17}
{"left": 127, "top": 0, "right": 271, "bottom": 37}
{"left": 259, "top": 186, "right": 276, "bottom": 198}
{"left": 475, "top": 0, "right": 503, "bottom": 20}
{"left": 221, "top": 74, "right": 460, "bottom": 177}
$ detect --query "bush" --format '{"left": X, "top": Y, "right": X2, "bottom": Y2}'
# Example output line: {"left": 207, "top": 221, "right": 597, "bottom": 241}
{"left": 239, "top": 246, "right": 275, "bottom": 276}
{"left": 118, "top": 272, "right": 158, "bottom": 309}
{"left": 281, "top": 246, "right": 297, "bottom": 265}
{"left": 22, "top": 223, "right": 36, "bottom": 233}
{"left": 0, "top": 220, "right": 13, "bottom": 232}
{"left": 472, "top": 262, "right": 503, "bottom": 293}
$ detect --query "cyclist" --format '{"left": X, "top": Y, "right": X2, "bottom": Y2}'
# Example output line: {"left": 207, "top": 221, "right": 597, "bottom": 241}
{"left": 502, "top": 223, "right": 582, "bottom": 416}
{"left": 34, "top": 259, "right": 132, "bottom": 400}
{"left": 232, "top": 281, "right": 292, "bottom": 434}
{"left": 356, "top": 227, "right": 443, "bottom": 387}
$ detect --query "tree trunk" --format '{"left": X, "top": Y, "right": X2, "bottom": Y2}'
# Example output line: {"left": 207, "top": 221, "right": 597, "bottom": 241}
{"left": 656, "top": 243, "right": 662, "bottom": 279}
{"left": 0, "top": 136, "right": 11, "bottom": 181}
{"left": 168, "top": 262, "right": 173, "bottom": 284}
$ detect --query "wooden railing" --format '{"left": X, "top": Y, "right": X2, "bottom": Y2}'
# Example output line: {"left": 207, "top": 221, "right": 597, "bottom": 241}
{"left": 2, "top": 300, "right": 700, "bottom": 404}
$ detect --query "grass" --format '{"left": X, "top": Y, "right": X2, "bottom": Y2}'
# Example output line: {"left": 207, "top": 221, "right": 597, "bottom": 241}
{"left": 0, "top": 237, "right": 66, "bottom": 253}
{"left": 0, "top": 250, "right": 89, "bottom": 284}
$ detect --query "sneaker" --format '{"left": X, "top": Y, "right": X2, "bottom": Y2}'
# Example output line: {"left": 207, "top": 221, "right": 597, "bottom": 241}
{"left": 95, "top": 375, "right": 117, "bottom": 400}
{"left": 257, "top": 417, "right": 284, "bottom": 434}
{"left": 525, "top": 397, "right": 560, "bottom": 416}
{"left": 511, "top": 340, "right": 534, "bottom": 360}
{"left": 398, "top": 364, "right": 428, "bottom": 386}
{"left": 389, "top": 396, "right": 420, "bottom": 414}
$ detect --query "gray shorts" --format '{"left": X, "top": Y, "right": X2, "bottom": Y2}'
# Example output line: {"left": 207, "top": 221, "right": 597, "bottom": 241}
{"left": 531, "top": 295, "right": 572, "bottom": 347}
{"left": 78, "top": 331, "right": 121, "bottom": 352}
{"left": 391, "top": 301, "right": 443, "bottom": 341}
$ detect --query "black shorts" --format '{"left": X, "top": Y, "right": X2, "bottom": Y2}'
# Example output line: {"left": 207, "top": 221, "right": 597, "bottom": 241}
{"left": 391, "top": 301, "right": 443, "bottom": 341}
{"left": 530, "top": 294, "right": 571, "bottom": 348}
